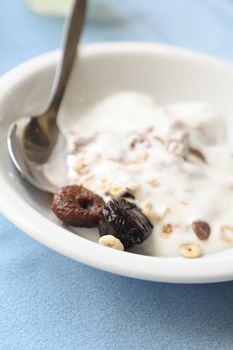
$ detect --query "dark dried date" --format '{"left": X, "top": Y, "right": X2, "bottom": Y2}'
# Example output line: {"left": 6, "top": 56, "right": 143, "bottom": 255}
{"left": 98, "top": 198, "right": 153, "bottom": 249}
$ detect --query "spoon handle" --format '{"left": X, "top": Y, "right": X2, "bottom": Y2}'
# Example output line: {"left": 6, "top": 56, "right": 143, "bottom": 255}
{"left": 47, "top": 0, "right": 87, "bottom": 117}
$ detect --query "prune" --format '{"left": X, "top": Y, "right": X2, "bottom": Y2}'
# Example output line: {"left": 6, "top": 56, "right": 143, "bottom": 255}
{"left": 52, "top": 185, "right": 104, "bottom": 227}
{"left": 98, "top": 198, "right": 153, "bottom": 249}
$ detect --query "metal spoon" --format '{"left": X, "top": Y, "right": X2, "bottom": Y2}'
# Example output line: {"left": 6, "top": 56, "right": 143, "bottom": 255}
{"left": 7, "top": 0, "right": 87, "bottom": 193}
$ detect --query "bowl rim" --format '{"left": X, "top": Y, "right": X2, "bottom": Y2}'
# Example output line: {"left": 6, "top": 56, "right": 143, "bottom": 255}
{"left": 1, "top": 42, "right": 233, "bottom": 284}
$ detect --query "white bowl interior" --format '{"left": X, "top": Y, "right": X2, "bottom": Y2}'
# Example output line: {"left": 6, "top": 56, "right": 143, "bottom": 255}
{"left": 1, "top": 43, "right": 233, "bottom": 282}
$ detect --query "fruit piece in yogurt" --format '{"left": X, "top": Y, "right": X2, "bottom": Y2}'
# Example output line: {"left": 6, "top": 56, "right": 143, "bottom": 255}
{"left": 51, "top": 185, "right": 104, "bottom": 227}
{"left": 98, "top": 198, "right": 153, "bottom": 250}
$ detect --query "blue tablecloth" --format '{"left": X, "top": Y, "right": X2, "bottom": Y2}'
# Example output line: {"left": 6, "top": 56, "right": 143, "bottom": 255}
{"left": 1, "top": 1, "right": 233, "bottom": 349}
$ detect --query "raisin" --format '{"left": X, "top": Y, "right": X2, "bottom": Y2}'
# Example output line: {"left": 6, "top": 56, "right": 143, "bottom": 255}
{"left": 52, "top": 185, "right": 104, "bottom": 227}
{"left": 192, "top": 220, "right": 211, "bottom": 240}
{"left": 98, "top": 198, "right": 153, "bottom": 250}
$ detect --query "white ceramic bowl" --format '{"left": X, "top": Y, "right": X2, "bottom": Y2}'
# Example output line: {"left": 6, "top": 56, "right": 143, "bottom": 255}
{"left": 1, "top": 42, "right": 233, "bottom": 283}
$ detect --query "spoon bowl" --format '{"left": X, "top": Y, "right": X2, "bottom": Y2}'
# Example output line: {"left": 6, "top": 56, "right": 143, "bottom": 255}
{"left": 8, "top": 120, "right": 61, "bottom": 193}
{"left": 7, "top": 0, "right": 86, "bottom": 193}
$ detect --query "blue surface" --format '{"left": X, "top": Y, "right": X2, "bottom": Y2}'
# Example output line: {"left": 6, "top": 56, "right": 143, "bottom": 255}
{"left": 1, "top": 1, "right": 233, "bottom": 349}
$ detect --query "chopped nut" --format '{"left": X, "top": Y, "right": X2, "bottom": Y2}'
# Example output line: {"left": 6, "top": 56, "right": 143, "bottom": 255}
{"left": 146, "top": 126, "right": 154, "bottom": 133}
{"left": 99, "top": 235, "right": 124, "bottom": 251}
{"left": 125, "top": 153, "right": 148, "bottom": 164}
{"left": 147, "top": 179, "right": 159, "bottom": 188}
{"left": 167, "top": 132, "right": 189, "bottom": 158}
{"left": 111, "top": 186, "right": 122, "bottom": 196}
{"left": 180, "top": 199, "right": 190, "bottom": 206}
{"left": 75, "top": 161, "right": 88, "bottom": 174}
{"left": 188, "top": 147, "right": 206, "bottom": 163}
{"left": 155, "top": 135, "right": 165, "bottom": 144}
{"left": 159, "top": 207, "right": 171, "bottom": 219}
{"left": 180, "top": 243, "right": 202, "bottom": 258}
{"left": 192, "top": 221, "right": 211, "bottom": 240}
{"left": 105, "top": 185, "right": 137, "bottom": 199}
{"left": 172, "top": 121, "right": 186, "bottom": 129}
{"left": 162, "top": 223, "right": 173, "bottom": 234}
{"left": 130, "top": 136, "right": 150, "bottom": 149}
{"left": 167, "top": 139, "right": 188, "bottom": 158}
{"left": 109, "top": 186, "right": 122, "bottom": 197}
{"left": 143, "top": 202, "right": 153, "bottom": 211}
{"left": 161, "top": 223, "right": 173, "bottom": 238}
{"left": 73, "top": 135, "right": 95, "bottom": 153}
{"left": 142, "top": 203, "right": 161, "bottom": 222}
{"left": 130, "top": 128, "right": 153, "bottom": 149}
{"left": 220, "top": 225, "right": 233, "bottom": 243}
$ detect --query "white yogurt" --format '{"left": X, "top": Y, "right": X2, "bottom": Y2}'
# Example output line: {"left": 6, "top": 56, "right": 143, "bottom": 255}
{"left": 59, "top": 92, "right": 233, "bottom": 257}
